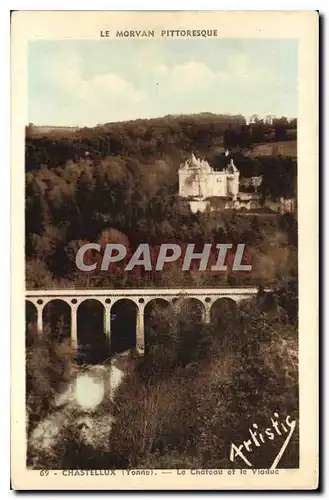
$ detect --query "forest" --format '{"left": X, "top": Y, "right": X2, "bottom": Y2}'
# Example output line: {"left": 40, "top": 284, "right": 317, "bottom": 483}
{"left": 26, "top": 290, "right": 299, "bottom": 469}
{"left": 25, "top": 112, "right": 299, "bottom": 469}
{"left": 25, "top": 112, "right": 297, "bottom": 289}
{"left": 26, "top": 113, "right": 296, "bottom": 169}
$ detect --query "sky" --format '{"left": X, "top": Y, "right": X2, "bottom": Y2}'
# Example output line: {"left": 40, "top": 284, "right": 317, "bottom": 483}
{"left": 28, "top": 39, "right": 298, "bottom": 127}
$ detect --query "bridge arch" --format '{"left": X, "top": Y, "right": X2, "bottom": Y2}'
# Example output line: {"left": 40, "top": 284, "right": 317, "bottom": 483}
{"left": 175, "top": 297, "right": 205, "bottom": 323}
{"left": 26, "top": 300, "right": 38, "bottom": 346}
{"left": 110, "top": 299, "right": 138, "bottom": 354}
{"left": 77, "top": 299, "right": 108, "bottom": 364}
{"left": 144, "top": 298, "right": 172, "bottom": 353}
{"left": 210, "top": 297, "right": 238, "bottom": 324}
{"left": 26, "top": 300, "right": 37, "bottom": 322}
{"left": 77, "top": 297, "right": 104, "bottom": 308}
{"left": 42, "top": 299, "right": 71, "bottom": 343}
{"left": 144, "top": 297, "right": 171, "bottom": 311}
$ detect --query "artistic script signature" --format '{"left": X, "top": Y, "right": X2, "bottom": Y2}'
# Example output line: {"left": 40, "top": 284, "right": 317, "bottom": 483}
{"left": 229, "top": 412, "right": 297, "bottom": 469}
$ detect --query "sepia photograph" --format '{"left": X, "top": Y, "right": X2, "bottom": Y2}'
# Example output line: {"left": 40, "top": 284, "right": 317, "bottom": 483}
{"left": 11, "top": 11, "right": 318, "bottom": 490}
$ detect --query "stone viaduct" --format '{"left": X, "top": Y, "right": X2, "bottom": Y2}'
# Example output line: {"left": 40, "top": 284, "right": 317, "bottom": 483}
{"left": 25, "top": 287, "right": 261, "bottom": 356}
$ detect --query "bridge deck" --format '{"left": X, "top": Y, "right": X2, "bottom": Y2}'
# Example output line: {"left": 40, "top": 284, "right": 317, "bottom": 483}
{"left": 25, "top": 287, "right": 262, "bottom": 298}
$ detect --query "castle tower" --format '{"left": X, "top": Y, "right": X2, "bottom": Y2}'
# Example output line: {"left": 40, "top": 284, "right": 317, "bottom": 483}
{"left": 178, "top": 152, "right": 240, "bottom": 211}
{"left": 226, "top": 158, "right": 240, "bottom": 201}
{"left": 178, "top": 153, "right": 212, "bottom": 199}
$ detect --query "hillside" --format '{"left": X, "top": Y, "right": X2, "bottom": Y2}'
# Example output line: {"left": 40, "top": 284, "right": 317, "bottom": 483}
{"left": 27, "top": 125, "right": 80, "bottom": 138}
{"left": 247, "top": 140, "right": 297, "bottom": 158}
{"left": 25, "top": 112, "right": 299, "bottom": 470}
{"left": 26, "top": 113, "right": 297, "bottom": 172}
{"left": 25, "top": 111, "right": 297, "bottom": 290}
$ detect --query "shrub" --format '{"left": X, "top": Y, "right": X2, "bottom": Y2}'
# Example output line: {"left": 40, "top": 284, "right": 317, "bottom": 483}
{"left": 26, "top": 324, "right": 71, "bottom": 433}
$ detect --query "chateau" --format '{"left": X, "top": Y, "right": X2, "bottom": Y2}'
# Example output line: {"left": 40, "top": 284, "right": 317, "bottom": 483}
{"left": 178, "top": 152, "right": 295, "bottom": 214}
{"left": 179, "top": 151, "right": 247, "bottom": 213}
{"left": 179, "top": 151, "right": 239, "bottom": 198}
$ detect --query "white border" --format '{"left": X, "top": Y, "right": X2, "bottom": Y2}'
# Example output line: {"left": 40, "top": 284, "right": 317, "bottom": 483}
{"left": 4, "top": 3, "right": 324, "bottom": 496}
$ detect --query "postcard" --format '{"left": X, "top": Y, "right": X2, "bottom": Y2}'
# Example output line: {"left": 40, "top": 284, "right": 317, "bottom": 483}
{"left": 11, "top": 10, "right": 319, "bottom": 490}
